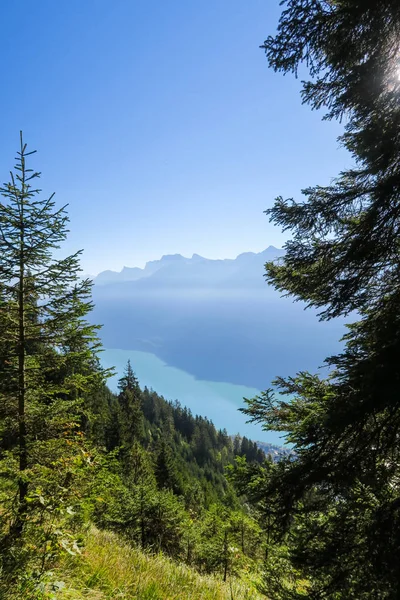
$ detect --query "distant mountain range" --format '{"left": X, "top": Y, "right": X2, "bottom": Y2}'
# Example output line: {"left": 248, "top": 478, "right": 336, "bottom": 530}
{"left": 256, "top": 441, "right": 294, "bottom": 462}
{"left": 94, "top": 246, "right": 285, "bottom": 288}
{"left": 91, "top": 246, "right": 344, "bottom": 392}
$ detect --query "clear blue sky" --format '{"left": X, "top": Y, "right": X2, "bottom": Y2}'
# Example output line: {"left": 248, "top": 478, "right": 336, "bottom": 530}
{"left": 0, "top": 0, "right": 349, "bottom": 275}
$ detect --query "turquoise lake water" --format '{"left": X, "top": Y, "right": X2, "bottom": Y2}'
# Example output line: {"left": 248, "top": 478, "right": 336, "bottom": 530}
{"left": 100, "top": 348, "right": 286, "bottom": 445}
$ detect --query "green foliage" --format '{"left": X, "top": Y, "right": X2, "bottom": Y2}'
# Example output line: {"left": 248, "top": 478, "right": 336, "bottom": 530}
{"left": 0, "top": 135, "right": 106, "bottom": 595}
{"left": 262, "top": 0, "right": 400, "bottom": 320}
{"left": 85, "top": 368, "right": 266, "bottom": 583}
{"left": 154, "top": 436, "right": 182, "bottom": 493}
{"left": 0, "top": 136, "right": 265, "bottom": 597}
{"left": 52, "top": 527, "right": 263, "bottom": 600}
{"left": 235, "top": 1, "right": 400, "bottom": 597}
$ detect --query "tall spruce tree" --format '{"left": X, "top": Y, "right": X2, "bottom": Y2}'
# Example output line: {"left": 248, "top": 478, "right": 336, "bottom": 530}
{"left": 240, "top": 2, "right": 400, "bottom": 598}
{"left": 116, "top": 360, "right": 143, "bottom": 450}
{"left": 154, "top": 436, "right": 182, "bottom": 494}
{"left": 0, "top": 134, "right": 104, "bottom": 583}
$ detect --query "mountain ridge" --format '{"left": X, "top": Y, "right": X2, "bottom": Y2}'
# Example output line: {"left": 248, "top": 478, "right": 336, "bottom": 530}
{"left": 91, "top": 242, "right": 343, "bottom": 394}
{"left": 94, "top": 246, "right": 284, "bottom": 286}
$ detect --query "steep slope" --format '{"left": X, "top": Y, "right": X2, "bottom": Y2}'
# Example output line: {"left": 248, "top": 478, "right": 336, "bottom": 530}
{"left": 54, "top": 528, "right": 263, "bottom": 600}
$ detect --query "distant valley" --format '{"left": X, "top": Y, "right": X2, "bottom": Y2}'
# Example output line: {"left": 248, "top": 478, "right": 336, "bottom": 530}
{"left": 92, "top": 247, "right": 345, "bottom": 442}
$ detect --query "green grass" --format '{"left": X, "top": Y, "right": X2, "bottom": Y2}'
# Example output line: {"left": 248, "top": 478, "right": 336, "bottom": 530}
{"left": 51, "top": 528, "right": 263, "bottom": 600}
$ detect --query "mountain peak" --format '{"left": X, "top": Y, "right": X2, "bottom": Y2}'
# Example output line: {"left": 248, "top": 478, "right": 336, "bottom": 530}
{"left": 94, "top": 246, "right": 285, "bottom": 285}
{"left": 159, "top": 254, "right": 185, "bottom": 262}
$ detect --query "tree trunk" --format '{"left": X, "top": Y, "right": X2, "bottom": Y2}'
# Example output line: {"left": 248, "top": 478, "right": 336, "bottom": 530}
{"left": 223, "top": 529, "right": 228, "bottom": 582}
{"left": 140, "top": 493, "right": 145, "bottom": 548}
{"left": 15, "top": 141, "right": 27, "bottom": 536}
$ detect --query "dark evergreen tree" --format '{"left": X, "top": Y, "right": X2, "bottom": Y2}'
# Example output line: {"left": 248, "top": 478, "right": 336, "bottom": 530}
{"left": 240, "top": 1, "right": 400, "bottom": 597}
{"left": 0, "top": 134, "right": 105, "bottom": 587}
{"left": 118, "top": 359, "right": 139, "bottom": 393}
{"left": 233, "top": 434, "right": 241, "bottom": 456}
{"left": 191, "top": 425, "right": 213, "bottom": 467}
{"left": 154, "top": 436, "right": 182, "bottom": 494}
{"left": 263, "top": 0, "right": 400, "bottom": 318}
{"left": 116, "top": 360, "right": 143, "bottom": 449}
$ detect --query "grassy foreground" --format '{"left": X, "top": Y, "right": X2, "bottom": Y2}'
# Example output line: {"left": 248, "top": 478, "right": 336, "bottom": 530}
{"left": 49, "top": 528, "right": 263, "bottom": 600}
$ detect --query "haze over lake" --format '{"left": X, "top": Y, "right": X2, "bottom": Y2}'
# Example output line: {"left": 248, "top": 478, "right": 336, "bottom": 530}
{"left": 94, "top": 248, "right": 345, "bottom": 445}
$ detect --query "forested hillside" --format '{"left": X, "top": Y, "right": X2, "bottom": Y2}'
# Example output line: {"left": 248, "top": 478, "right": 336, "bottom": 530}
{"left": 0, "top": 137, "right": 265, "bottom": 599}
{"left": 83, "top": 361, "right": 267, "bottom": 568}
{"left": 2, "top": 1, "right": 400, "bottom": 598}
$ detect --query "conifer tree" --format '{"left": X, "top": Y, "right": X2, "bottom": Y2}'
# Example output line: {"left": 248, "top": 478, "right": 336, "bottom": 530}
{"left": 116, "top": 360, "right": 143, "bottom": 449}
{"left": 118, "top": 359, "right": 139, "bottom": 393}
{"left": 154, "top": 437, "right": 182, "bottom": 493}
{"left": 241, "top": 1, "right": 400, "bottom": 597}
{"left": 0, "top": 134, "right": 104, "bottom": 583}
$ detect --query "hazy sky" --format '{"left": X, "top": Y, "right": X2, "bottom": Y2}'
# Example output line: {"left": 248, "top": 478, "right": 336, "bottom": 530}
{"left": 1, "top": 0, "right": 349, "bottom": 275}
